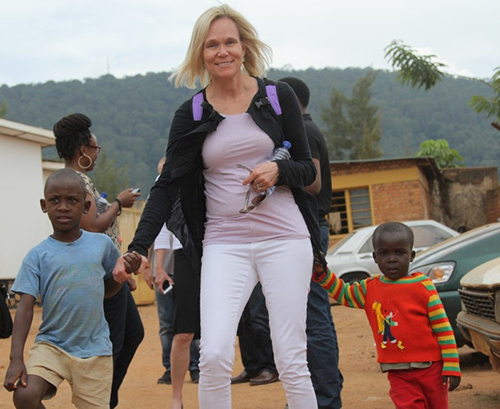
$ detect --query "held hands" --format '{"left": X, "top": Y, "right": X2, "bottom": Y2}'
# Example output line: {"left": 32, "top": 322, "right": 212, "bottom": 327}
{"left": 113, "top": 252, "right": 149, "bottom": 284}
{"left": 116, "top": 188, "right": 141, "bottom": 208}
{"left": 242, "top": 162, "right": 279, "bottom": 192}
{"left": 124, "top": 252, "right": 142, "bottom": 274}
{"left": 4, "top": 359, "right": 27, "bottom": 392}
{"left": 312, "top": 251, "right": 328, "bottom": 282}
{"left": 444, "top": 375, "right": 461, "bottom": 391}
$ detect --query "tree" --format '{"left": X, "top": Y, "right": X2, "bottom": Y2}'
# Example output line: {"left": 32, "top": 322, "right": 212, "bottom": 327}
{"left": 384, "top": 40, "right": 446, "bottom": 90}
{"left": 92, "top": 150, "right": 130, "bottom": 200}
{"left": 0, "top": 102, "right": 6, "bottom": 118}
{"left": 416, "top": 139, "right": 464, "bottom": 168}
{"left": 321, "top": 70, "right": 382, "bottom": 160}
{"left": 469, "top": 68, "right": 500, "bottom": 132}
{"left": 321, "top": 88, "right": 351, "bottom": 159}
{"left": 385, "top": 40, "right": 500, "bottom": 132}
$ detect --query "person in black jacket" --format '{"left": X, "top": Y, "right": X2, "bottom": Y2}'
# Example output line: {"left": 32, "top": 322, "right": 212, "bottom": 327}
{"left": 114, "top": 4, "right": 323, "bottom": 409}
{"left": 280, "top": 77, "right": 344, "bottom": 409}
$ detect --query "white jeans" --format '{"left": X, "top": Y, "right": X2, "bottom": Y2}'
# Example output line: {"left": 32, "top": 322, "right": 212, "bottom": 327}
{"left": 198, "top": 238, "right": 317, "bottom": 409}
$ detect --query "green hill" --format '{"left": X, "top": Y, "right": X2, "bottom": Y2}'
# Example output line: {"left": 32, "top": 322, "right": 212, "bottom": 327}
{"left": 0, "top": 68, "right": 497, "bottom": 194}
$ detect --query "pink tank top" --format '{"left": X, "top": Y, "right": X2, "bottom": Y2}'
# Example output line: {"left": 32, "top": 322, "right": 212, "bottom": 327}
{"left": 202, "top": 113, "right": 309, "bottom": 245}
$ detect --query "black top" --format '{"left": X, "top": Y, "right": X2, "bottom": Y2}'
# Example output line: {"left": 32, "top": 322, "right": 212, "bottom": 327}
{"left": 303, "top": 113, "right": 332, "bottom": 221}
{"left": 128, "top": 77, "right": 325, "bottom": 271}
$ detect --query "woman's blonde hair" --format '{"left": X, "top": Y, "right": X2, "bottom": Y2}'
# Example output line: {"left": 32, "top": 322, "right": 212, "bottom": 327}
{"left": 169, "top": 4, "right": 272, "bottom": 89}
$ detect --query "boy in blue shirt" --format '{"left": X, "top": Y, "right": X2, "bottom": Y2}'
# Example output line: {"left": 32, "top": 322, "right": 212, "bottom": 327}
{"left": 3, "top": 169, "right": 141, "bottom": 409}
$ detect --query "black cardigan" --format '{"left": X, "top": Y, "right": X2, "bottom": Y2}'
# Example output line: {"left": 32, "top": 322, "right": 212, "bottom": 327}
{"left": 128, "top": 77, "right": 324, "bottom": 272}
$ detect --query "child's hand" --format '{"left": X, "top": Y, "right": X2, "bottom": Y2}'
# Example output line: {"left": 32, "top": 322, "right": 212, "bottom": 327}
{"left": 312, "top": 251, "right": 328, "bottom": 282}
{"left": 112, "top": 254, "right": 138, "bottom": 283}
{"left": 4, "top": 360, "right": 27, "bottom": 392}
{"left": 123, "top": 251, "right": 142, "bottom": 274}
{"left": 443, "top": 375, "right": 461, "bottom": 391}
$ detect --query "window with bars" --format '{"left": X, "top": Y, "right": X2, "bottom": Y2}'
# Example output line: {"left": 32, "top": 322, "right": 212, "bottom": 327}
{"left": 328, "top": 188, "right": 373, "bottom": 235}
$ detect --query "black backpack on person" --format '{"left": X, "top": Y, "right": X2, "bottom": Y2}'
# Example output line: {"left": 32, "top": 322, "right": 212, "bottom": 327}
{"left": 0, "top": 284, "right": 13, "bottom": 338}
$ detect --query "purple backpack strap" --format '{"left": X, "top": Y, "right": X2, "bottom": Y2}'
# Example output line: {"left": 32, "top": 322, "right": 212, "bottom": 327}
{"left": 266, "top": 84, "right": 282, "bottom": 116}
{"left": 192, "top": 92, "right": 204, "bottom": 121}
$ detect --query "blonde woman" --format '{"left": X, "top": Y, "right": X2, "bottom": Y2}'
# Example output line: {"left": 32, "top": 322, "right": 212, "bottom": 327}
{"left": 120, "top": 5, "right": 323, "bottom": 408}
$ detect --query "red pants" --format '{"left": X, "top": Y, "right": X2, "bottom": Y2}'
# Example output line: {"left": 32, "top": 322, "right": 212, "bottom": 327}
{"left": 387, "top": 362, "right": 448, "bottom": 409}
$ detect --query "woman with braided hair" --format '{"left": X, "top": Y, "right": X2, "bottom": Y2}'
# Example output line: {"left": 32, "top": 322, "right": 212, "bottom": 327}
{"left": 53, "top": 113, "right": 144, "bottom": 408}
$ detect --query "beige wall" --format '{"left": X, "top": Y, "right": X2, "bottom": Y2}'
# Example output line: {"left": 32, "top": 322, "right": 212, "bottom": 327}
{"left": 0, "top": 135, "right": 52, "bottom": 280}
{"left": 117, "top": 205, "right": 155, "bottom": 305}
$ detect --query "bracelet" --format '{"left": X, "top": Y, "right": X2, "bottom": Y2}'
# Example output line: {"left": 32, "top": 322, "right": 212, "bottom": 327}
{"left": 114, "top": 198, "right": 122, "bottom": 216}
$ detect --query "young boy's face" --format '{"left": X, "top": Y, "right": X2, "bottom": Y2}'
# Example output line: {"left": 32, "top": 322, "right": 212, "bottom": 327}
{"left": 372, "top": 232, "right": 416, "bottom": 280}
{"left": 40, "top": 176, "right": 90, "bottom": 242}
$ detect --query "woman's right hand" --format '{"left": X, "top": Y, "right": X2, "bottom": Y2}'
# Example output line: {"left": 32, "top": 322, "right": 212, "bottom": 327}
{"left": 117, "top": 189, "right": 141, "bottom": 208}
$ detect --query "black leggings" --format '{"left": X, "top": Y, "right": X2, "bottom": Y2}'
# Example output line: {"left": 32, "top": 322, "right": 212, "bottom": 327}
{"left": 104, "top": 284, "right": 144, "bottom": 408}
{"left": 172, "top": 249, "right": 201, "bottom": 338}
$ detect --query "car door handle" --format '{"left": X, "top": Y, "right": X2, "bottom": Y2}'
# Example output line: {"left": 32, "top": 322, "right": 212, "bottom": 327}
{"left": 359, "top": 255, "right": 372, "bottom": 259}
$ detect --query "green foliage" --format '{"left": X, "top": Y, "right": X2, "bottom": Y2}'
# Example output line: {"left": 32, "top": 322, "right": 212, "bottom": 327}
{"left": 92, "top": 150, "right": 130, "bottom": 200}
{"left": 385, "top": 41, "right": 500, "bottom": 131}
{"left": 0, "top": 102, "right": 6, "bottom": 118}
{"left": 416, "top": 139, "right": 464, "bottom": 168}
{"left": 385, "top": 40, "right": 446, "bottom": 90}
{"left": 468, "top": 67, "right": 500, "bottom": 125}
{"left": 321, "top": 88, "right": 351, "bottom": 159}
{"left": 321, "top": 70, "right": 382, "bottom": 160}
{"left": 1, "top": 68, "right": 499, "bottom": 192}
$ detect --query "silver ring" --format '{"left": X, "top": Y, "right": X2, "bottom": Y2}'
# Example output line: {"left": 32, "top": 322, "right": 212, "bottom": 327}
{"left": 256, "top": 184, "right": 262, "bottom": 191}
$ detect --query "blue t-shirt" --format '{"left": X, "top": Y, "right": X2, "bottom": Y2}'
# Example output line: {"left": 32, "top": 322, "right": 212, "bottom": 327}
{"left": 12, "top": 230, "right": 120, "bottom": 358}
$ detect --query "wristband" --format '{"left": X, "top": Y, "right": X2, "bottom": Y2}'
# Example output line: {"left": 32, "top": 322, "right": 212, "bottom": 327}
{"left": 114, "top": 198, "right": 122, "bottom": 216}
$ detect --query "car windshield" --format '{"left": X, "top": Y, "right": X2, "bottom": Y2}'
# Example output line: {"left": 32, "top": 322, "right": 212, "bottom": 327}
{"left": 413, "top": 225, "right": 454, "bottom": 248}
{"left": 328, "top": 231, "right": 361, "bottom": 255}
{"left": 414, "top": 224, "right": 500, "bottom": 262}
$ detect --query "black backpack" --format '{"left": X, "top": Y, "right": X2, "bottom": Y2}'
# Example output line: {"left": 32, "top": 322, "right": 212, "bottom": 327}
{"left": 0, "top": 284, "right": 13, "bottom": 338}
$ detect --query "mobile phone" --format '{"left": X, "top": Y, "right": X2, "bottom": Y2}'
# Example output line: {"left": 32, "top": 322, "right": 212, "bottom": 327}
{"left": 162, "top": 281, "right": 173, "bottom": 295}
{"left": 132, "top": 188, "right": 141, "bottom": 194}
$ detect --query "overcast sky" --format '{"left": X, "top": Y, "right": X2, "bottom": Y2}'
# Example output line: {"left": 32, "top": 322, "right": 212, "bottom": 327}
{"left": 2, "top": 0, "right": 498, "bottom": 87}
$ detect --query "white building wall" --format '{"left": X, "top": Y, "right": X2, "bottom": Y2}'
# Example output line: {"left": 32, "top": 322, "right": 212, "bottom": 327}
{"left": 0, "top": 135, "right": 52, "bottom": 280}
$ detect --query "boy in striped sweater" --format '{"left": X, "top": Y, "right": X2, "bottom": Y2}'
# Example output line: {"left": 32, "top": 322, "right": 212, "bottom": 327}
{"left": 315, "top": 222, "right": 460, "bottom": 408}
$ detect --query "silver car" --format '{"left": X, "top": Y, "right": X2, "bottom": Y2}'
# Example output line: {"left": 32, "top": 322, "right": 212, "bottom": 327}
{"left": 457, "top": 257, "right": 500, "bottom": 372}
{"left": 326, "top": 220, "right": 459, "bottom": 283}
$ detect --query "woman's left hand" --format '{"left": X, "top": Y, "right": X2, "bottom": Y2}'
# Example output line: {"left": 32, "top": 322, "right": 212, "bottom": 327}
{"left": 242, "top": 162, "right": 279, "bottom": 192}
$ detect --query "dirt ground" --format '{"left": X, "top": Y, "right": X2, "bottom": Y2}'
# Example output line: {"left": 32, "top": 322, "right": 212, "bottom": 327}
{"left": 1, "top": 304, "right": 500, "bottom": 409}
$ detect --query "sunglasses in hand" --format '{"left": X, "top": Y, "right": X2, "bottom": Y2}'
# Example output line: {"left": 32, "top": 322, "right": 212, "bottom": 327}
{"left": 237, "top": 164, "right": 268, "bottom": 214}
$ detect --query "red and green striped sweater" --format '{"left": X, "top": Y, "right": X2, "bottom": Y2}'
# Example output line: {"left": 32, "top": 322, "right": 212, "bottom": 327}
{"left": 315, "top": 270, "right": 461, "bottom": 377}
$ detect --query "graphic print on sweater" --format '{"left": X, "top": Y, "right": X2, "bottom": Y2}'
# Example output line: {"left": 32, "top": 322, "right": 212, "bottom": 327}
{"left": 372, "top": 301, "right": 405, "bottom": 350}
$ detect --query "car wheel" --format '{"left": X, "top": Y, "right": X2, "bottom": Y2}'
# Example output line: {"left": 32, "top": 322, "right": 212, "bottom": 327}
{"left": 343, "top": 272, "right": 370, "bottom": 284}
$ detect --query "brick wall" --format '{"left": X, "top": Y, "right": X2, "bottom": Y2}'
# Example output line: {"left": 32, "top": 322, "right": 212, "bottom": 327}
{"left": 331, "top": 159, "right": 432, "bottom": 224}
{"left": 329, "top": 159, "right": 500, "bottom": 235}
{"left": 372, "top": 180, "right": 429, "bottom": 224}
